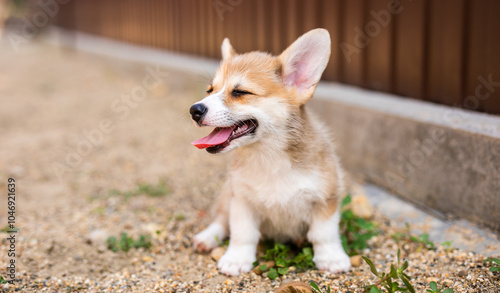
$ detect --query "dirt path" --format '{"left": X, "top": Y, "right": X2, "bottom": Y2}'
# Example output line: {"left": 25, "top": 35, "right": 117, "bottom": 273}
{"left": 0, "top": 41, "right": 498, "bottom": 292}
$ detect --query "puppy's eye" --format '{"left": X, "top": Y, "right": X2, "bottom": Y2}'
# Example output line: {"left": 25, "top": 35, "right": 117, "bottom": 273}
{"left": 231, "top": 89, "right": 253, "bottom": 97}
{"left": 206, "top": 86, "right": 213, "bottom": 94}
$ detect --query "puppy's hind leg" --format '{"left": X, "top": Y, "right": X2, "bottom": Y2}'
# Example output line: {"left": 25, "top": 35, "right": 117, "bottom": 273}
{"left": 193, "top": 180, "right": 231, "bottom": 252}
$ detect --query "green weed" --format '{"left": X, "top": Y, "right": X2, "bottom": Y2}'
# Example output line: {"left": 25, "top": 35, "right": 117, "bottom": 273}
{"left": 215, "top": 235, "right": 229, "bottom": 247}
{"left": 363, "top": 249, "right": 455, "bottom": 293}
{"left": 340, "top": 195, "right": 378, "bottom": 256}
{"left": 363, "top": 249, "right": 415, "bottom": 293}
{"left": 92, "top": 206, "right": 106, "bottom": 215}
{"left": 174, "top": 213, "right": 185, "bottom": 221}
{"left": 483, "top": 257, "right": 500, "bottom": 273}
{"left": 253, "top": 243, "right": 315, "bottom": 280}
{"left": 441, "top": 241, "right": 453, "bottom": 248}
{"left": 106, "top": 233, "right": 152, "bottom": 252}
{"left": 390, "top": 223, "right": 453, "bottom": 252}
{"left": 426, "top": 281, "right": 454, "bottom": 293}
{"left": 109, "top": 179, "right": 172, "bottom": 198}
{"left": 310, "top": 280, "right": 331, "bottom": 293}
{"left": 0, "top": 225, "right": 18, "bottom": 233}
{"left": 409, "top": 233, "right": 435, "bottom": 251}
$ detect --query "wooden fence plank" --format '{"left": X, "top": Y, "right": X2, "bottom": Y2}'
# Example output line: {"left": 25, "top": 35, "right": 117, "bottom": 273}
{"left": 188, "top": 0, "right": 197, "bottom": 54}
{"left": 255, "top": 0, "right": 269, "bottom": 52}
{"left": 247, "top": 0, "right": 258, "bottom": 53}
{"left": 223, "top": 0, "right": 239, "bottom": 53}
{"left": 321, "top": 0, "right": 341, "bottom": 81}
{"left": 205, "top": 0, "right": 216, "bottom": 58}
{"left": 465, "top": 0, "right": 500, "bottom": 114}
{"left": 270, "top": 0, "right": 284, "bottom": 55}
{"left": 176, "top": 0, "right": 183, "bottom": 51}
{"left": 301, "top": 0, "right": 319, "bottom": 37}
{"left": 393, "top": 0, "right": 426, "bottom": 99}
{"left": 364, "top": 0, "right": 395, "bottom": 92}
{"left": 197, "top": 0, "right": 207, "bottom": 55}
{"left": 284, "top": 0, "right": 299, "bottom": 50}
{"left": 150, "top": 0, "right": 158, "bottom": 48}
{"left": 168, "top": 0, "right": 176, "bottom": 50}
{"left": 340, "top": 0, "right": 365, "bottom": 86}
{"left": 213, "top": 0, "right": 225, "bottom": 59}
{"left": 426, "top": 0, "right": 466, "bottom": 106}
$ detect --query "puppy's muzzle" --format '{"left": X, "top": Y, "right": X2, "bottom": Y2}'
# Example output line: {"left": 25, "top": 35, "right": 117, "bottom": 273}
{"left": 190, "top": 103, "right": 208, "bottom": 125}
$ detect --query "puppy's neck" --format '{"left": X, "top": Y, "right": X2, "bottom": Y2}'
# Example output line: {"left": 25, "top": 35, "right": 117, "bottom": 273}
{"left": 231, "top": 105, "right": 315, "bottom": 171}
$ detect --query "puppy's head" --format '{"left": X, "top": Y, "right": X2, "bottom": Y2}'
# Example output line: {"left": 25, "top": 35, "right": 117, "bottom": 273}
{"left": 190, "top": 28, "right": 331, "bottom": 154}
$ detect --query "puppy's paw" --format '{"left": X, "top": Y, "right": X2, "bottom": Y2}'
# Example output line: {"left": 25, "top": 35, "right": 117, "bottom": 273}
{"left": 193, "top": 223, "right": 226, "bottom": 252}
{"left": 313, "top": 244, "right": 351, "bottom": 273}
{"left": 217, "top": 245, "right": 256, "bottom": 276}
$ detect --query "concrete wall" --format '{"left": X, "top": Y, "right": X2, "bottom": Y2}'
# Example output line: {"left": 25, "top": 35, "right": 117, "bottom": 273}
{"left": 311, "top": 84, "right": 500, "bottom": 231}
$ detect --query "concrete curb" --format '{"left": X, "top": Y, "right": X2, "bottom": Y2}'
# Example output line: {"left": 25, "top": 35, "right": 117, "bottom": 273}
{"left": 309, "top": 94, "right": 500, "bottom": 232}
{"left": 363, "top": 184, "right": 499, "bottom": 257}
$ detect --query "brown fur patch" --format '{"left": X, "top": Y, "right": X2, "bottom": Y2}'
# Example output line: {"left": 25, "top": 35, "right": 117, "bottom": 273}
{"left": 212, "top": 52, "right": 292, "bottom": 107}
{"left": 280, "top": 107, "right": 341, "bottom": 220}
{"left": 316, "top": 195, "right": 340, "bottom": 220}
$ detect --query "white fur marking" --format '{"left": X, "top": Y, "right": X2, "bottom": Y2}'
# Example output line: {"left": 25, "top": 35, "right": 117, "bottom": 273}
{"left": 193, "top": 222, "right": 227, "bottom": 252}
{"left": 195, "top": 87, "right": 235, "bottom": 127}
{"left": 308, "top": 210, "right": 351, "bottom": 273}
{"left": 217, "top": 197, "right": 259, "bottom": 276}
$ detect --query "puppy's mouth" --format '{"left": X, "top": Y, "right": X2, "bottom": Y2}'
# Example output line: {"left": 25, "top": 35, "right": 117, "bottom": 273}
{"left": 192, "top": 119, "right": 258, "bottom": 154}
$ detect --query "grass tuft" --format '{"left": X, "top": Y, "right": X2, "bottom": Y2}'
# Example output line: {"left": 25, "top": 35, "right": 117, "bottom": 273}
{"left": 109, "top": 179, "right": 172, "bottom": 198}
{"left": 340, "top": 194, "right": 378, "bottom": 256}
{"left": 362, "top": 249, "right": 454, "bottom": 293}
{"left": 253, "top": 242, "right": 315, "bottom": 279}
{"left": 106, "top": 233, "right": 152, "bottom": 252}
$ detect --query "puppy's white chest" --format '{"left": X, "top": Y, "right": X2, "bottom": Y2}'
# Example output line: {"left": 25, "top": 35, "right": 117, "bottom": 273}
{"left": 232, "top": 166, "right": 324, "bottom": 241}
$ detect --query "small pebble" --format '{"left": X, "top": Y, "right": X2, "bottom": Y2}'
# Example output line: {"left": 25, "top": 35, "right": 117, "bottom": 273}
{"left": 350, "top": 255, "right": 362, "bottom": 267}
{"left": 275, "top": 281, "right": 312, "bottom": 293}
{"left": 252, "top": 260, "right": 275, "bottom": 275}
{"left": 211, "top": 247, "right": 226, "bottom": 261}
{"left": 85, "top": 229, "right": 109, "bottom": 245}
{"left": 142, "top": 256, "right": 154, "bottom": 262}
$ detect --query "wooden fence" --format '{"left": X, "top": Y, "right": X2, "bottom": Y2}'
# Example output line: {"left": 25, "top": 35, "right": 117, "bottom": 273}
{"left": 54, "top": 0, "right": 500, "bottom": 115}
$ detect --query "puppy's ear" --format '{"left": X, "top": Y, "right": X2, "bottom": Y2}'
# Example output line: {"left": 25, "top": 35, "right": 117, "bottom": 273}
{"left": 221, "top": 38, "right": 237, "bottom": 60}
{"left": 278, "top": 29, "right": 331, "bottom": 104}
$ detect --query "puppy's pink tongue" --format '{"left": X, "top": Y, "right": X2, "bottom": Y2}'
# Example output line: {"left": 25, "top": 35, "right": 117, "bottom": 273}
{"left": 192, "top": 127, "right": 234, "bottom": 149}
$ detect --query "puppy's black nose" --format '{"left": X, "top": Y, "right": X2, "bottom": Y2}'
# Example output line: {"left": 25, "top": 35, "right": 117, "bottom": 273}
{"left": 190, "top": 103, "right": 207, "bottom": 124}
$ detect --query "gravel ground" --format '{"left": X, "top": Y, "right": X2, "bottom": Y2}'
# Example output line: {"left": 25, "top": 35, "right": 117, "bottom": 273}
{"left": 0, "top": 40, "right": 499, "bottom": 292}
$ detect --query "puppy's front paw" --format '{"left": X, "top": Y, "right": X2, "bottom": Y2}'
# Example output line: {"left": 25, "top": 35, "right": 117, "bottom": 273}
{"left": 313, "top": 244, "right": 351, "bottom": 273}
{"left": 217, "top": 244, "right": 256, "bottom": 276}
{"left": 193, "top": 223, "right": 226, "bottom": 252}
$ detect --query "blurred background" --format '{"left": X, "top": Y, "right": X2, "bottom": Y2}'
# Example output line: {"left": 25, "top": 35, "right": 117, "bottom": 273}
{"left": 4, "top": 0, "right": 499, "bottom": 113}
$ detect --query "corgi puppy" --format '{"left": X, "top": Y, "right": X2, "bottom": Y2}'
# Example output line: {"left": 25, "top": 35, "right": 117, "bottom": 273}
{"left": 189, "top": 29, "right": 351, "bottom": 276}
